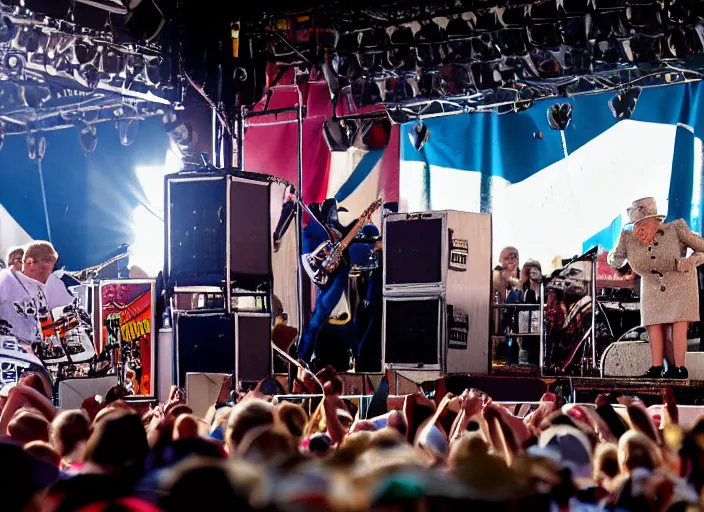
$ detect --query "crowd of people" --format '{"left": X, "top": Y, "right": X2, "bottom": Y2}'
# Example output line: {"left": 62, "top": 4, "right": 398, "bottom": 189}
{"left": 3, "top": 363, "right": 704, "bottom": 512}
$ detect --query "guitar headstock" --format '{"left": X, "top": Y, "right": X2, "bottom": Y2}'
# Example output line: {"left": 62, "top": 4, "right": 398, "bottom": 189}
{"left": 362, "top": 197, "right": 383, "bottom": 219}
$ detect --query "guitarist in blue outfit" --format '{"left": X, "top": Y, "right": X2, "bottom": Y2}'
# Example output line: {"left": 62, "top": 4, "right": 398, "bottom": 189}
{"left": 298, "top": 198, "right": 352, "bottom": 367}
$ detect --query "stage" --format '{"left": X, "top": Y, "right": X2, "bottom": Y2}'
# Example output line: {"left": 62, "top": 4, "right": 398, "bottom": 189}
{"left": 321, "top": 371, "right": 704, "bottom": 408}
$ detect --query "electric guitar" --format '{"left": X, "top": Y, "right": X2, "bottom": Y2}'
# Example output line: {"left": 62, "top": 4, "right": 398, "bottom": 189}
{"left": 301, "top": 198, "right": 382, "bottom": 287}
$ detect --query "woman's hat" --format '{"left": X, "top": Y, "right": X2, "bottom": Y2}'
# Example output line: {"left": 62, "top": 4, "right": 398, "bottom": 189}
{"left": 626, "top": 197, "right": 665, "bottom": 225}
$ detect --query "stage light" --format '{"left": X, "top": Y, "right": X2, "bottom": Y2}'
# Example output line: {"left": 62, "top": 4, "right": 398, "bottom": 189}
{"left": 144, "top": 56, "right": 165, "bottom": 86}
{"left": 408, "top": 120, "right": 429, "bottom": 151}
{"left": 117, "top": 117, "right": 139, "bottom": 146}
{"left": 79, "top": 124, "right": 98, "bottom": 153}
{"left": 3, "top": 52, "right": 24, "bottom": 76}
{"left": 547, "top": 102, "right": 572, "bottom": 130}
{"left": 124, "top": 0, "right": 166, "bottom": 43}
{"left": 75, "top": 64, "right": 100, "bottom": 89}
{"left": 362, "top": 117, "right": 391, "bottom": 150}
{"left": 415, "top": 20, "right": 446, "bottom": 68}
{"left": 27, "top": 133, "right": 37, "bottom": 160}
{"left": 73, "top": 39, "right": 98, "bottom": 65}
{"left": 388, "top": 26, "right": 416, "bottom": 69}
{"left": 20, "top": 85, "right": 51, "bottom": 109}
{"left": 351, "top": 79, "right": 385, "bottom": 106}
{"left": 608, "top": 87, "right": 642, "bottom": 119}
{"left": 320, "top": 61, "right": 340, "bottom": 101}
{"left": 101, "top": 48, "right": 125, "bottom": 75}
{"left": 163, "top": 110, "right": 193, "bottom": 152}
{"left": 0, "top": 16, "right": 16, "bottom": 44}
{"left": 323, "top": 118, "right": 358, "bottom": 151}
{"left": 16, "top": 26, "right": 40, "bottom": 53}
{"left": 37, "top": 136, "right": 46, "bottom": 160}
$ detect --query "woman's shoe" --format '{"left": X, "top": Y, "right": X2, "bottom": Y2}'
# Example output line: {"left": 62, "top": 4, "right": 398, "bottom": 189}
{"left": 641, "top": 366, "right": 664, "bottom": 379}
{"left": 663, "top": 366, "right": 689, "bottom": 380}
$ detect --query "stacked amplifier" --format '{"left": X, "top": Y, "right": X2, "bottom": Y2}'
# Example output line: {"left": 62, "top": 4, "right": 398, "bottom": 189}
{"left": 164, "top": 171, "right": 273, "bottom": 389}
{"left": 382, "top": 211, "right": 492, "bottom": 378}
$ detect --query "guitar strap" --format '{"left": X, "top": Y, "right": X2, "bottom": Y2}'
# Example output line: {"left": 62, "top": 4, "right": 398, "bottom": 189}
{"left": 298, "top": 199, "right": 337, "bottom": 243}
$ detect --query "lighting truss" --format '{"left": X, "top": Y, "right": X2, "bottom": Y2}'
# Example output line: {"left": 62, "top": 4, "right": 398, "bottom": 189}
{"left": 0, "top": 2, "right": 174, "bottom": 135}
{"left": 242, "top": 0, "right": 704, "bottom": 119}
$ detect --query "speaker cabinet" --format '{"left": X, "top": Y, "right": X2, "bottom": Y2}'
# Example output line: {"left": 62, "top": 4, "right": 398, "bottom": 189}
{"left": 175, "top": 311, "right": 236, "bottom": 387}
{"left": 383, "top": 296, "right": 442, "bottom": 369}
{"left": 228, "top": 178, "right": 271, "bottom": 280}
{"left": 383, "top": 211, "right": 492, "bottom": 375}
{"left": 235, "top": 312, "right": 272, "bottom": 383}
{"left": 165, "top": 172, "right": 273, "bottom": 289}
{"left": 166, "top": 175, "right": 228, "bottom": 288}
{"left": 174, "top": 310, "right": 272, "bottom": 388}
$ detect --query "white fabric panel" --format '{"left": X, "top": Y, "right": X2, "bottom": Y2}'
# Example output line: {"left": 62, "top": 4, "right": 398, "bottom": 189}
{"left": 494, "top": 121, "right": 675, "bottom": 269}
{"left": 328, "top": 149, "right": 383, "bottom": 228}
{"left": 400, "top": 121, "right": 678, "bottom": 272}
{"left": 0, "top": 204, "right": 32, "bottom": 263}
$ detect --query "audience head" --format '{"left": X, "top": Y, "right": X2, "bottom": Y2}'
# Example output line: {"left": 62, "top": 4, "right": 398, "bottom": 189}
{"left": 25, "top": 440, "right": 62, "bottom": 467}
{"left": 618, "top": 430, "right": 663, "bottom": 475}
{"left": 51, "top": 409, "right": 91, "bottom": 457}
{"left": 8, "top": 409, "right": 51, "bottom": 444}
{"left": 83, "top": 411, "right": 148, "bottom": 475}
{"left": 276, "top": 401, "right": 307, "bottom": 440}
{"left": 226, "top": 399, "right": 275, "bottom": 451}
{"left": 173, "top": 414, "right": 200, "bottom": 440}
{"left": 160, "top": 457, "right": 255, "bottom": 512}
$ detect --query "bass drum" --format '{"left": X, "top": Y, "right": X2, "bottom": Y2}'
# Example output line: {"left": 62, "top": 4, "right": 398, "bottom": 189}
{"left": 545, "top": 296, "right": 614, "bottom": 375}
{"left": 0, "top": 336, "right": 54, "bottom": 396}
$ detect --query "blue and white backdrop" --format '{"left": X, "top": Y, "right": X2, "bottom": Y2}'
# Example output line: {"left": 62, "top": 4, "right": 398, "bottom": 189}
{"left": 400, "top": 82, "right": 704, "bottom": 271}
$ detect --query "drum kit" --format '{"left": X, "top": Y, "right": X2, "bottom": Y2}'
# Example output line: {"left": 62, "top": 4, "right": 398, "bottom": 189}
{"left": 542, "top": 253, "right": 643, "bottom": 376}
{"left": 0, "top": 297, "right": 135, "bottom": 399}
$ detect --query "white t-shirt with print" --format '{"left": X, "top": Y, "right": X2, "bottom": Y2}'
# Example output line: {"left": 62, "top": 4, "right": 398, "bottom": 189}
{"left": 45, "top": 272, "right": 75, "bottom": 310}
{"left": 0, "top": 268, "right": 49, "bottom": 343}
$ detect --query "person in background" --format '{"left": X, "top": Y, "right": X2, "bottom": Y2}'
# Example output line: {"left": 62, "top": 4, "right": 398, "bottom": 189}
{"left": 7, "top": 246, "right": 24, "bottom": 272}
{"left": 493, "top": 246, "right": 520, "bottom": 302}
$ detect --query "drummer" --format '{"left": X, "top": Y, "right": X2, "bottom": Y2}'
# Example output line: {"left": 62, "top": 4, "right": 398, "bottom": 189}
{"left": 0, "top": 241, "right": 72, "bottom": 343}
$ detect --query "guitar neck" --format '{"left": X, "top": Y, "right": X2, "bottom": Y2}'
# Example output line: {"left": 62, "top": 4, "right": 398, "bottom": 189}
{"left": 339, "top": 218, "right": 368, "bottom": 251}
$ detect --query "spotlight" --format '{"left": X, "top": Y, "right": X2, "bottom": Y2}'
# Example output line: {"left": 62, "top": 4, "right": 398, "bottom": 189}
{"left": 79, "top": 124, "right": 98, "bottom": 153}
{"left": 321, "top": 61, "right": 340, "bottom": 101}
{"left": 37, "top": 136, "right": 46, "bottom": 160}
{"left": 124, "top": 0, "right": 167, "bottom": 43}
{"left": 20, "top": 86, "right": 51, "bottom": 109}
{"left": 608, "top": 87, "right": 642, "bottom": 119}
{"left": 362, "top": 118, "right": 391, "bottom": 150}
{"left": 163, "top": 111, "right": 193, "bottom": 151}
{"left": 101, "top": 48, "right": 125, "bottom": 75}
{"left": 144, "top": 57, "right": 164, "bottom": 86}
{"left": 75, "top": 65, "right": 100, "bottom": 89}
{"left": 547, "top": 102, "right": 572, "bottom": 130}
{"left": 16, "top": 26, "right": 39, "bottom": 53}
{"left": 117, "top": 118, "right": 139, "bottom": 146}
{"left": 73, "top": 40, "right": 98, "bottom": 65}
{"left": 0, "top": 16, "right": 16, "bottom": 44}
{"left": 322, "top": 118, "right": 358, "bottom": 151}
{"left": 408, "top": 120, "right": 430, "bottom": 151}
{"left": 3, "top": 53, "right": 24, "bottom": 76}
{"left": 27, "top": 133, "right": 37, "bottom": 160}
